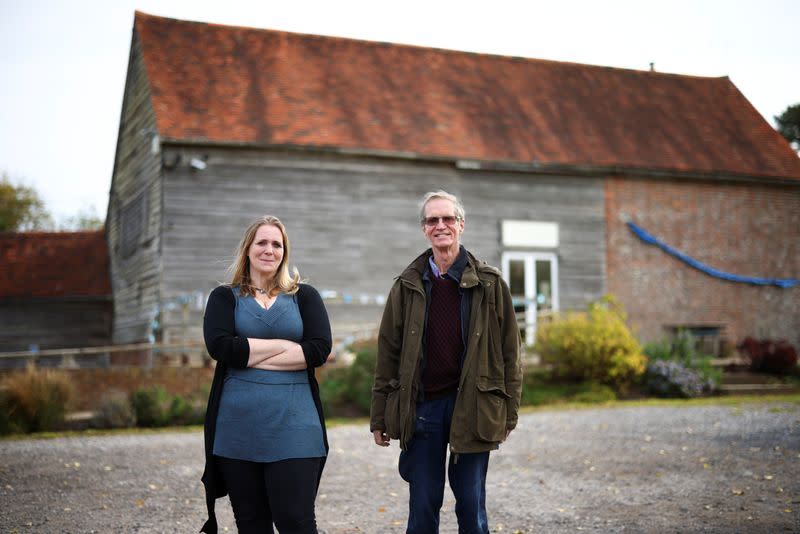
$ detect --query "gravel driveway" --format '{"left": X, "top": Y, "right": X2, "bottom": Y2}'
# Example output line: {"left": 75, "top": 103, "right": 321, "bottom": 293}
{"left": 1, "top": 402, "right": 798, "bottom": 533}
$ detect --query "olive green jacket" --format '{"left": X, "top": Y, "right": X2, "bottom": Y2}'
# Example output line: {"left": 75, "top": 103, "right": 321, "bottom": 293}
{"left": 370, "top": 249, "right": 523, "bottom": 453}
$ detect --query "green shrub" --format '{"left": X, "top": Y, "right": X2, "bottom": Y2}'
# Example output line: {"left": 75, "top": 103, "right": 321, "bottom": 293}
{"left": 93, "top": 390, "right": 136, "bottom": 429}
{"left": 643, "top": 360, "right": 714, "bottom": 398}
{"left": 0, "top": 366, "right": 74, "bottom": 433}
{"left": 521, "top": 368, "right": 617, "bottom": 405}
{"left": 168, "top": 393, "right": 206, "bottom": 426}
{"left": 319, "top": 366, "right": 350, "bottom": 417}
{"left": 346, "top": 344, "right": 378, "bottom": 413}
{"left": 535, "top": 295, "right": 646, "bottom": 390}
{"left": 643, "top": 332, "right": 721, "bottom": 390}
{"left": 642, "top": 338, "right": 673, "bottom": 362}
{"left": 319, "top": 340, "right": 378, "bottom": 417}
{"left": 131, "top": 385, "right": 171, "bottom": 427}
{"left": 571, "top": 382, "right": 617, "bottom": 403}
{"left": 130, "top": 385, "right": 207, "bottom": 428}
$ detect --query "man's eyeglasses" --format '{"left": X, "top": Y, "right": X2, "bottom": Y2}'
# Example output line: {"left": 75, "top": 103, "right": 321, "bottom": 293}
{"left": 422, "top": 215, "right": 461, "bottom": 227}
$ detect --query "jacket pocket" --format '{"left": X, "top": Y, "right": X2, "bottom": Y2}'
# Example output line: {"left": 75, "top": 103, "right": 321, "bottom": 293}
{"left": 475, "top": 377, "right": 510, "bottom": 442}
{"left": 384, "top": 378, "right": 402, "bottom": 439}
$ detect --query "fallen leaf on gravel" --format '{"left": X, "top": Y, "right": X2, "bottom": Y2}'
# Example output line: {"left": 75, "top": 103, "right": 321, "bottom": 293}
{"left": 703, "top": 463, "right": 711, "bottom": 470}
{"left": 557, "top": 508, "right": 566, "bottom": 513}
{"left": 103, "top": 466, "right": 111, "bottom": 471}
{"left": 784, "top": 509, "right": 792, "bottom": 513}
{"left": 731, "top": 489, "right": 744, "bottom": 495}
{"left": 392, "top": 520, "right": 402, "bottom": 525}
{"left": 644, "top": 435, "right": 652, "bottom": 442}
{"left": 148, "top": 484, "right": 157, "bottom": 490}
{"left": 64, "top": 507, "right": 71, "bottom": 512}
{"left": 390, "top": 492, "right": 398, "bottom": 497}
{"left": 135, "top": 499, "right": 144, "bottom": 508}
{"left": 319, "top": 494, "right": 327, "bottom": 499}
{"left": 763, "top": 475, "right": 774, "bottom": 480}
{"left": 704, "top": 505, "right": 711, "bottom": 510}
{"left": 377, "top": 506, "right": 385, "bottom": 513}
{"left": 5, "top": 484, "right": 12, "bottom": 490}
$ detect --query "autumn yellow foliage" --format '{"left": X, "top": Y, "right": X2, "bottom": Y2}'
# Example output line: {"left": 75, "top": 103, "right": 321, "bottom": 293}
{"left": 0, "top": 365, "right": 74, "bottom": 433}
{"left": 535, "top": 295, "right": 646, "bottom": 389}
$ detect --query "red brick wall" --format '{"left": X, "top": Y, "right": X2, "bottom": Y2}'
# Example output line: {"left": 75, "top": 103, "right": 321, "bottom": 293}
{"left": 605, "top": 176, "right": 800, "bottom": 349}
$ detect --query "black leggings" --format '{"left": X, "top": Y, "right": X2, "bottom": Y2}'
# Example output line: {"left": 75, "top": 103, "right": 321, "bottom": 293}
{"left": 216, "top": 455, "right": 322, "bottom": 534}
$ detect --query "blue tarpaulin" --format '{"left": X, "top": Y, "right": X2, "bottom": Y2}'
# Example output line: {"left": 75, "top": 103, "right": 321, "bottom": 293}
{"left": 626, "top": 221, "right": 799, "bottom": 289}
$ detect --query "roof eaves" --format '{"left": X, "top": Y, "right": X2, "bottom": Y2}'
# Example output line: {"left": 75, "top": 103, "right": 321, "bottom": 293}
{"left": 159, "top": 137, "right": 800, "bottom": 185}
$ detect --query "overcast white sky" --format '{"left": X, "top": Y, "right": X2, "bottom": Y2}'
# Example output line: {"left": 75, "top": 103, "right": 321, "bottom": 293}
{"left": 1, "top": 0, "right": 798, "bottom": 221}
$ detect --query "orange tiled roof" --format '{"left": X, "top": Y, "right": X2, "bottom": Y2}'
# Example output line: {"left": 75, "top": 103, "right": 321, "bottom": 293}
{"left": 0, "top": 231, "right": 111, "bottom": 298}
{"left": 135, "top": 12, "right": 800, "bottom": 180}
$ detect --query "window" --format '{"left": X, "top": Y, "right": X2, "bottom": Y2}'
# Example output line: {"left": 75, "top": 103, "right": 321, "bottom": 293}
{"left": 120, "top": 191, "right": 147, "bottom": 258}
{"left": 502, "top": 252, "right": 559, "bottom": 345}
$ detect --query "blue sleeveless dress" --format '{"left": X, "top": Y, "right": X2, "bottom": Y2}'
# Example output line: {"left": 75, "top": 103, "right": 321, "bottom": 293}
{"left": 213, "top": 288, "right": 326, "bottom": 462}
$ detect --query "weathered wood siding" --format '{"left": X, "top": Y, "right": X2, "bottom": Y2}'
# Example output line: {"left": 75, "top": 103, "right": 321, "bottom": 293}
{"left": 106, "top": 32, "right": 163, "bottom": 344}
{"left": 0, "top": 298, "right": 111, "bottom": 352}
{"left": 157, "top": 147, "right": 605, "bottom": 341}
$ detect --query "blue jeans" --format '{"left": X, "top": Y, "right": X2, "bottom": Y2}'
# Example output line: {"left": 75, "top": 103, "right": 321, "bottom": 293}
{"left": 398, "top": 393, "right": 490, "bottom": 534}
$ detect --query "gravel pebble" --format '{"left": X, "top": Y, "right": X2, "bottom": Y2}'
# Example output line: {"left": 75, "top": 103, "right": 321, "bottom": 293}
{"left": 1, "top": 402, "right": 798, "bottom": 533}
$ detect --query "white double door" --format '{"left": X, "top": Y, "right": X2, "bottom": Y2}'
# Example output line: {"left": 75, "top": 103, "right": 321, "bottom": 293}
{"left": 501, "top": 252, "right": 559, "bottom": 345}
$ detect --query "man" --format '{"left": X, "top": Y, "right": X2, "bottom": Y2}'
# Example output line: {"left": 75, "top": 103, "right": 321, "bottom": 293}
{"left": 371, "top": 190, "right": 523, "bottom": 533}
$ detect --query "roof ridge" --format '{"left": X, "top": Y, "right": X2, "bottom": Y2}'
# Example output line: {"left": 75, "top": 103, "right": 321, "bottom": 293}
{"left": 133, "top": 11, "right": 728, "bottom": 80}
{"left": 131, "top": 11, "right": 800, "bottom": 180}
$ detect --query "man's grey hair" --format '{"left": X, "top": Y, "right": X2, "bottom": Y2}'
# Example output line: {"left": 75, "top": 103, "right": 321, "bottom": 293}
{"left": 418, "top": 190, "right": 466, "bottom": 224}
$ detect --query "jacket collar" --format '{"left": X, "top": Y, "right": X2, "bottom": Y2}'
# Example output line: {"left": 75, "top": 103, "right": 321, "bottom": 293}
{"left": 399, "top": 247, "right": 489, "bottom": 289}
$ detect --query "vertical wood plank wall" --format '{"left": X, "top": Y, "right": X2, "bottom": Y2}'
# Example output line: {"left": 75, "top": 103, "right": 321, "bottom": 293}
{"left": 106, "top": 34, "right": 163, "bottom": 344}
{"left": 157, "top": 146, "right": 606, "bottom": 342}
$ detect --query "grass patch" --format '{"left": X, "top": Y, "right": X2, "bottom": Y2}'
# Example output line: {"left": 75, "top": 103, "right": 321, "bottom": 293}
{"left": 518, "top": 392, "right": 800, "bottom": 414}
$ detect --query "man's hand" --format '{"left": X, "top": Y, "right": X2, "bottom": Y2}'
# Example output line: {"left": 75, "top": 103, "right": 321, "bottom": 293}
{"left": 373, "top": 429, "right": 390, "bottom": 447}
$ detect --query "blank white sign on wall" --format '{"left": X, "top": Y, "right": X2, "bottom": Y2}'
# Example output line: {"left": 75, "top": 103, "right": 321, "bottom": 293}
{"left": 502, "top": 220, "right": 559, "bottom": 248}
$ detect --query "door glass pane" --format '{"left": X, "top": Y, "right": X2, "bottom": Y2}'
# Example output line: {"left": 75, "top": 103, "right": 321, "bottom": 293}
{"left": 535, "top": 260, "right": 552, "bottom": 312}
{"left": 508, "top": 259, "right": 526, "bottom": 337}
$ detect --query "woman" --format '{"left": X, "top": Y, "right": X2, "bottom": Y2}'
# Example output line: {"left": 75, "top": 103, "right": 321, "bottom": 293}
{"left": 201, "top": 215, "right": 332, "bottom": 534}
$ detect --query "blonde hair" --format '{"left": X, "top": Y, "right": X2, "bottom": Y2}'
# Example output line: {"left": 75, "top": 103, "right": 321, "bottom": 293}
{"left": 418, "top": 190, "right": 465, "bottom": 224}
{"left": 227, "top": 216, "right": 300, "bottom": 297}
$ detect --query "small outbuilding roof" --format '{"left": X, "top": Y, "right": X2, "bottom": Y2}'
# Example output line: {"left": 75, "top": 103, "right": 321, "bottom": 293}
{"left": 0, "top": 231, "right": 111, "bottom": 298}
{"left": 134, "top": 11, "right": 800, "bottom": 181}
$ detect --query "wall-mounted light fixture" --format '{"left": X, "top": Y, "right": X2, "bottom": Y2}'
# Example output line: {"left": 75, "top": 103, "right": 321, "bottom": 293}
{"left": 189, "top": 157, "right": 207, "bottom": 170}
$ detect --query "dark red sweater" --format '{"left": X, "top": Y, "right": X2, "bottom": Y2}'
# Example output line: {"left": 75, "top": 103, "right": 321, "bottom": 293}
{"left": 423, "top": 274, "right": 464, "bottom": 396}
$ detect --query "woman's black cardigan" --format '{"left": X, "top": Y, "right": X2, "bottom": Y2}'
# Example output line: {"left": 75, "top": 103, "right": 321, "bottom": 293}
{"left": 200, "top": 284, "right": 332, "bottom": 534}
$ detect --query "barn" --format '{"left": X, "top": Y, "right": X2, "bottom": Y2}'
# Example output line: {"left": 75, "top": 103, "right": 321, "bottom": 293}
{"left": 106, "top": 11, "right": 800, "bottom": 353}
{"left": 0, "top": 231, "right": 112, "bottom": 356}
